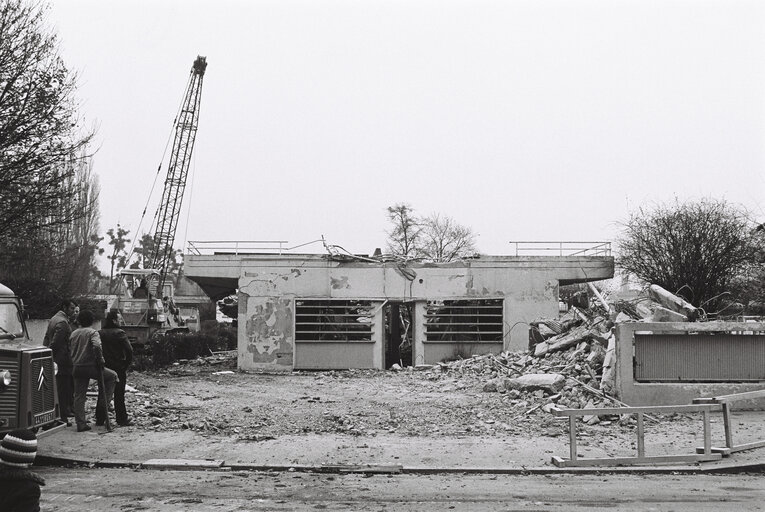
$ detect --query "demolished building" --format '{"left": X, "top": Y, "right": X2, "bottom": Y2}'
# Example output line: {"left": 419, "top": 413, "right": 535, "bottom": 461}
{"left": 183, "top": 242, "right": 614, "bottom": 372}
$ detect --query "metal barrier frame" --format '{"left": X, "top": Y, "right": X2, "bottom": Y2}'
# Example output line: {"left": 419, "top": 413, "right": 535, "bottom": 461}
{"left": 550, "top": 403, "right": 723, "bottom": 467}
{"left": 693, "top": 389, "right": 765, "bottom": 455}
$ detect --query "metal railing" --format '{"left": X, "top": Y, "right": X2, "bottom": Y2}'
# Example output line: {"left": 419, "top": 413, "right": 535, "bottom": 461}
{"left": 693, "top": 389, "right": 765, "bottom": 455}
{"left": 509, "top": 241, "right": 611, "bottom": 257}
{"left": 551, "top": 403, "right": 723, "bottom": 467}
{"left": 186, "top": 239, "right": 332, "bottom": 256}
{"left": 187, "top": 240, "right": 290, "bottom": 256}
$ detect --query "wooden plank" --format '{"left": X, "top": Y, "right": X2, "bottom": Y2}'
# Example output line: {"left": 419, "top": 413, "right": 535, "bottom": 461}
{"left": 695, "top": 446, "right": 731, "bottom": 456}
{"left": 551, "top": 404, "right": 720, "bottom": 417}
{"left": 693, "top": 389, "right": 765, "bottom": 404}
{"left": 702, "top": 409, "right": 711, "bottom": 454}
{"left": 551, "top": 453, "right": 722, "bottom": 468}
{"left": 141, "top": 459, "right": 224, "bottom": 470}
{"left": 729, "top": 439, "right": 765, "bottom": 453}
{"left": 321, "top": 464, "right": 403, "bottom": 474}
{"left": 636, "top": 413, "right": 645, "bottom": 458}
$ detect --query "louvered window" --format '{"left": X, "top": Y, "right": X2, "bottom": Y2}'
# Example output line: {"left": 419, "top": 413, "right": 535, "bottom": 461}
{"left": 295, "top": 300, "right": 374, "bottom": 342}
{"left": 424, "top": 299, "right": 503, "bottom": 342}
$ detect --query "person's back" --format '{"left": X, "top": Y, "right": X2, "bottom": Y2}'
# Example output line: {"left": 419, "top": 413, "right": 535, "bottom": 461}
{"left": 69, "top": 310, "right": 117, "bottom": 432}
{"left": 99, "top": 323, "right": 132, "bottom": 372}
{"left": 69, "top": 325, "right": 101, "bottom": 369}
{"left": 99, "top": 311, "right": 134, "bottom": 426}
{"left": 0, "top": 429, "right": 45, "bottom": 512}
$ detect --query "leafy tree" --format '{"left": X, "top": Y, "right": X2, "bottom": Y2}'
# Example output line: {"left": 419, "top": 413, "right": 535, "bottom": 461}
{"left": 0, "top": 151, "right": 102, "bottom": 316}
{"left": 385, "top": 204, "right": 478, "bottom": 262}
{"left": 105, "top": 224, "right": 131, "bottom": 291}
{"left": 129, "top": 233, "right": 183, "bottom": 275}
{"left": 617, "top": 199, "right": 759, "bottom": 309}
{"left": 0, "top": 0, "right": 93, "bottom": 240}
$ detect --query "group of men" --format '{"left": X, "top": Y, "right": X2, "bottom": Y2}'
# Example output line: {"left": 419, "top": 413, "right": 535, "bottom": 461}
{"left": 43, "top": 300, "right": 134, "bottom": 431}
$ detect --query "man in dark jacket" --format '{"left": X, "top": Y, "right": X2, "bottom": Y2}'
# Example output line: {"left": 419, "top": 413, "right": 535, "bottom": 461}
{"left": 43, "top": 299, "right": 77, "bottom": 425}
{"left": 69, "top": 309, "right": 117, "bottom": 432}
{"left": 0, "top": 429, "right": 45, "bottom": 512}
{"left": 99, "top": 311, "right": 134, "bottom": 426}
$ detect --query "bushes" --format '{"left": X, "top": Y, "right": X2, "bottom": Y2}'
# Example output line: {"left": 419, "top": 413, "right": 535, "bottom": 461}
{"left": 147, "top": 322, "right": 238, "bottom": 368}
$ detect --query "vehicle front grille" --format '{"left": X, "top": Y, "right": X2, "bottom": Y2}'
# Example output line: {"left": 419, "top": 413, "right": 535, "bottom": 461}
{"left": 0, "top": 352, "right": 21, "bottom": 419}
{"left": 29, "top": 355, "right": 56, "bottom": 414}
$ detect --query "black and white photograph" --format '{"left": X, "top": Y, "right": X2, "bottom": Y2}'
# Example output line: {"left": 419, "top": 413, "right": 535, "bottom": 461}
{"left": 0, "top": 0, "right": 764, "bottom": 510}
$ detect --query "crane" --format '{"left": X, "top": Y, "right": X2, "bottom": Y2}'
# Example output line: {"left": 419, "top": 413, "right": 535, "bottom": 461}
{"left": 150, "top": 55, "right": 207, "bottom": 295}
{"left": 113, "top": 56, "right": 207, "bottom": 351}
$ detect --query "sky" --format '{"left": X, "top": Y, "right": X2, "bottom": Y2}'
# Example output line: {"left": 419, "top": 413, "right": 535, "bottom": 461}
{"left": 47, "top": 0, "right": 765, "bottom": 266}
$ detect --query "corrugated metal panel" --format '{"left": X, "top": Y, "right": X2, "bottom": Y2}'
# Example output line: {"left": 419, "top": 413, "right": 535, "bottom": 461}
{"left": 634, "top": 334, "right": 765, "bottom": 382}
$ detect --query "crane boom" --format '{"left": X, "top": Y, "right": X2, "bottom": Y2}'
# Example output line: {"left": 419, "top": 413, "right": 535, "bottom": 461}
{"left": 150, "top": 56, "right": 207, "bottom": 294}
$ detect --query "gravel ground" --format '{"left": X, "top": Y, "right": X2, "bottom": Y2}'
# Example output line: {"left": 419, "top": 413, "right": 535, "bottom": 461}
{"left": 119, "top": 354, "right": 702, "bottom": 452}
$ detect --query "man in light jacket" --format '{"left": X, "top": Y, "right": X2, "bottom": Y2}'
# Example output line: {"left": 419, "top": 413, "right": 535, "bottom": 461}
{"left": 69, "top": 309, "right": 117, "bottom": 432}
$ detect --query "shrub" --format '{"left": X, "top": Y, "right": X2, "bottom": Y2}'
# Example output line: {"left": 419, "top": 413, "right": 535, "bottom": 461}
{"left": 152, "top": 332, "right": 214, "bottom": 367}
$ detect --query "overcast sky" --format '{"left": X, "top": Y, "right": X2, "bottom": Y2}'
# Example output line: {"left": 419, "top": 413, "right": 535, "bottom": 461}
{"left": 48, "top": 0, "right": 765, "bottom": 261}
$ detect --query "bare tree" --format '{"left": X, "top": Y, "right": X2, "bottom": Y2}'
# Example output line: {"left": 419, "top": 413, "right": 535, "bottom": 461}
{"left": 385, "top": 203, "right": 421, "bottom": 259}
{"left": 617, "top": 198, "right": 758, "bottom": 308}
{"left": 0, "top": 0, "right": 94, "bottom": 240}
{"left": 417, "top": 213, "right": 477, "bottom": 263}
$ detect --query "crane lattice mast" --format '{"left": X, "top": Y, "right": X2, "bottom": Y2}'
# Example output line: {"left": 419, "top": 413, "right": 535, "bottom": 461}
{"left": 150, "top": 56, "right": 207, "bottom": 294}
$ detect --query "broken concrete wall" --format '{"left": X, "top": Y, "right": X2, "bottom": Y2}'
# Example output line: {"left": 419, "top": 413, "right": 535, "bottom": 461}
{"left": 182, "top": 254, "right": 613, "bottom": 371}
{"left": 238, "top": 294, "right": 295, "bottom": 371}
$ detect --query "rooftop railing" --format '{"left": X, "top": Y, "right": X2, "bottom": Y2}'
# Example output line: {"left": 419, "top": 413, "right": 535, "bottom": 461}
{"left": 187, "top": 240, "right": 330, "bottom": 256}
{"left": 509, "top": 241, "right": 611, "bottom": 257}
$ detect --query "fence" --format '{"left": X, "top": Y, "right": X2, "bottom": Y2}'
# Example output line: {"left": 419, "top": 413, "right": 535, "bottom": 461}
{"left": 508, "top": 241, "right": 611, "bottom": 257}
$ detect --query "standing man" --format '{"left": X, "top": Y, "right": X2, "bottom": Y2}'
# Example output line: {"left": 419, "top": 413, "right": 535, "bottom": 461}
{"left": 43, "top": 299, "right": 77, "bottom": 425}
{"left": 99, "top": 311, "right": 133, "bottom": 426}
{"left": 69, "top": 309, "right": 117, "bottom": 432}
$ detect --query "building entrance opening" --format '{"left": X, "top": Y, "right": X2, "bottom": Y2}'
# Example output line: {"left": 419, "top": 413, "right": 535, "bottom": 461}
{"left": 384, "top": 302, "right": 413, "bottom": 369}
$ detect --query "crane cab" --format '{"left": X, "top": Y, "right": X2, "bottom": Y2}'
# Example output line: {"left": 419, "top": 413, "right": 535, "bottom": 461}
{"left": 111, "top": 269, "right": 188, "bottom": 352}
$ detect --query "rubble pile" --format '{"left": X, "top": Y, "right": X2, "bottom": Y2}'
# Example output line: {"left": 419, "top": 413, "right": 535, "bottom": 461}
{"left": 112, "top": 284, "right": 703, "bottom": 439}
{"left": 423, "top": 283, "right": 702, "bottom": 425}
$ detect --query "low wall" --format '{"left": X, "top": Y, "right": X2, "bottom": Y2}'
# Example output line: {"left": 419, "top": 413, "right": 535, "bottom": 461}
{"left": 615, "top": 322, "right": 765, "bottom": 409}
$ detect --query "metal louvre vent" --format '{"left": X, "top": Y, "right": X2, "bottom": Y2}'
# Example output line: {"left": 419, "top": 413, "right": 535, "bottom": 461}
{"left": 634, "top": 333, "right": 765, "bottom": 382}
{"left": 29, "top": 355, "right": 56, "bottom": 414}
{"left": 0, "top": 353, "right": 20, "bottom": 418}
{"left": 424, "top": 299, "right": 503, "bottom": 342}
{"left": 295, "top": 300, "right": 374, "bottom": 342}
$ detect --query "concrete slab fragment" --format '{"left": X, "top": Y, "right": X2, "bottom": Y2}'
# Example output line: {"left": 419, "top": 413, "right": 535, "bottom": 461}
{"left": 141, "top": 458, "right": 224, "bottom": 470}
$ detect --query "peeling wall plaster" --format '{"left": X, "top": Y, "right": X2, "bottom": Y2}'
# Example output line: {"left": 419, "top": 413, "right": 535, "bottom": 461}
{"left": 244, "top": 297, "right": 294, "bottom": 366}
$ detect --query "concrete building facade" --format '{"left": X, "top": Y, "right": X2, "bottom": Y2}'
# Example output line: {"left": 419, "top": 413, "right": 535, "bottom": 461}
{"left": 184, "top": 253, "right": 614, "bottom": 372}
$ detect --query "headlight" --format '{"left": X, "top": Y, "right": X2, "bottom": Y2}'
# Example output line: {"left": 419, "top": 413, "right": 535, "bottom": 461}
{"left": 0, "top": 370, "right": 11, "bottom": 387}
{"left": 53, "top": 362, "right": 59, "bottom": 376}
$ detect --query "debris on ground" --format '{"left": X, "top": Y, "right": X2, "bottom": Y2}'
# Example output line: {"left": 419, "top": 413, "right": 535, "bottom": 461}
{"left": 115, "top": 283, "right": 705, "bottom": 441}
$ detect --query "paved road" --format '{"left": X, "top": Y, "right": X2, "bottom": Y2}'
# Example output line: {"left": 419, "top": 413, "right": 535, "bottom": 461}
{"left": 36, "top": 467, "right": 765, "bottom": 511}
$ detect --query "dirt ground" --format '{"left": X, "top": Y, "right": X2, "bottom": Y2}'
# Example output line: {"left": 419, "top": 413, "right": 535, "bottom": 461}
{"left": 119, "top": 353, "right": 709, "bottom": 453}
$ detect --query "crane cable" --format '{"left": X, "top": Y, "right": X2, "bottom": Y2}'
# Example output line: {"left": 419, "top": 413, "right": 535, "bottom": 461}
{"left": 124, "top": 69, "right": 194, "bottom": 270}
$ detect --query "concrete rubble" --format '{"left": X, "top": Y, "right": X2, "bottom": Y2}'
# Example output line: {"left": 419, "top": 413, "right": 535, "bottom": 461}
{"left": 111, "top": 284, "right": 708, "bottom": 437}
{"left": 426, "top": 283, "right": 703, "bottom": 426}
